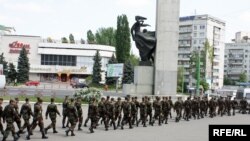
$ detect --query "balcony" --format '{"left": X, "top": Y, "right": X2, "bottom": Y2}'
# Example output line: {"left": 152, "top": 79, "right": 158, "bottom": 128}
{"left": 179, "top": 44, "right": 191, "bottom": 47}
{"left": 178, "top": 50, "right": 191, "bottom": 54}
{"left": 179, "top": 29, "right": 192, "bottom": 33}
{"left": 178, "top": 57, "right": 190, "bottom": 61}
{"left": 179, "top": 36, "right": 192, "bottom": 40}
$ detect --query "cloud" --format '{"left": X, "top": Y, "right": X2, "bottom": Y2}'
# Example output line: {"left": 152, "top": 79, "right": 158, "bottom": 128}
{"left": 239, "top": 11, "right": 250, "bottom": 22}
{"left": 116, "top": 0, "right": 151, "bottom": 8}
{"left": 3, "top": 2, "right": 53, "bottom": 14}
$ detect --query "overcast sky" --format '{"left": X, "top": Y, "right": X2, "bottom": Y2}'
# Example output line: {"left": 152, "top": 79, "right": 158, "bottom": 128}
{"left": 1, "top": 0, "right": 250, "bottom": 55}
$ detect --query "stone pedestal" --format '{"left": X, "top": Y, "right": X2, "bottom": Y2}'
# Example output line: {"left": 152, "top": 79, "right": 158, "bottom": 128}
{"left": 134, "top": 66, "right": 154, "bottom": 95}
{"left": 123, "top": 66, "right": 153, "bottom": 96}
{"left": 154, "top": 0, "right": 180, "bottom": 95}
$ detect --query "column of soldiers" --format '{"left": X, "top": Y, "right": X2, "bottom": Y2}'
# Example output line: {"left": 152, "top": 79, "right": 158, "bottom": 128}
{"left": 0, "top": 95, "right": 249, "bottom": 140}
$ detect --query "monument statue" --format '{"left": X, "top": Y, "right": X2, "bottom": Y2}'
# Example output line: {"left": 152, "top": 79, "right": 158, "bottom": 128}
{"left": 131, "top": 16, "right": 156, "bottom": 65}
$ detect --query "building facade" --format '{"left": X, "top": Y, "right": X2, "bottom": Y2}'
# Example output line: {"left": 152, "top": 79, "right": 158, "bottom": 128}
{"left": 0, "top": 35, "right": 115, "bottom": 82}
{"left": 178, "top": 15, "right": 225, "bottom": 91}
{"left": 224, "top": 32, "right": 250, "bottom": 81}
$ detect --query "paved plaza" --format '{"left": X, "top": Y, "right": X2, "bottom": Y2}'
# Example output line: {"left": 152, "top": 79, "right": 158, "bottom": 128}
{"left": 1, "top": 102, "right": 250, "bottom": 141}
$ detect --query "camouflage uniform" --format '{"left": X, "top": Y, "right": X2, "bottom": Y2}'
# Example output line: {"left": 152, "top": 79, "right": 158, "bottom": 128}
{"left": 62, "top": 96, "right": 69, "bottom": 128}
{"left": 98, "top": 97, "right": 107, "bottom": 127}
{"left": 168, "top": 96, "right": 174, "bottom": 119}
{"left": 89, "top": 98, "right": 99, "bottom": 133}
{"left": 14, "top": 98, "right": 21, "bottom": 130}
{"left": 136, "top": 97, "right": 147, "bottom": 127}
{"left": 26, "top": 99, "right": 47, "bottom": 140}
{"left": 114, "top": 97, "right": 122, "bottom": 127}
{"left": 75, "top": 98, "right": 83, "bottom": 131}
{"left": 209, "top": 98, "right": 216, "bottom": 118}
{"left": 2, "top": 100, "right": 19, "bottom": 141}
{"left": 0, "top": 98, "right": 4, "bottom": 135}
{"left": 105, "top": 98, "right": 116, "bottom": 130}
{"left": 240, "top": 98, "right": 248, "bottom": 114}
{"left": 191, "top": 97, "right": 200, "bottom": 119}
{"left": 199, "top": 97, "right": 206, "bottom": 118}
{"left": 231, "top": 98, "right": 238, "bottom": 116}
{"left": 174, "top": 97, "right": 182, "bottom": 122}
{"left": 162, "top": 97, "right": 170, "bottom": 124}
{"left": 152, "top": 97, "right": 162, "bottom": 126}
{"left": 131, "top": 97, "right": 138, "bottom": 125}
{"left": 19, "top": 99, "right": 33, "bottom": 134}
{"left": 65, "top": 99, "right": 78, "bottom": 136}
{"left": 121, "top": 97, "right": 133, "bottom": 129}
{"left": 225, "top": 97, "right": 232, "bottom": 116}
{"left": 146, "top": 97, "right": 153, "bottom": 125}
{"left": 183, "top": 97, "right": 191, "bottom": 121}
{"left": 217, "top": 97, "right": 225, "bottom": 116}
{"left": 45, "top": 99, "right": 60, "bottom": 134}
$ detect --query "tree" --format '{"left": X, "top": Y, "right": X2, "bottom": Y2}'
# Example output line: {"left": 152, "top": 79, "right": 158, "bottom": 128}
{"left": 177, "top": 67, "right": 184, "bottom": 93}
{"left": 69, "top": 33, "right": 75, "bottom": 44}
{"left": 61, "top": 37, "right": 68, "bottom": 43}
{"left": 116, "top": 14, "right": 131, "bottom": 63}
{"left": 128, "top": 54, "right": 139, "bottom": 66}
{"left": 122, "top": 60, "right": 134, "bottom": 84}
{"left": 80, "top": 38, "right": 85, "bottom": 44}
{"left": 200, "top": 80, "right": 209, "bottom": 92}
{"left": 224, "top": 77, "right": 234, "bottom": 85}
{"left": 92, "top": 50, "right": 102, "bottom": 85}
{"left": 95, "top": 27, "right": 116, "bottom": 46}
{"left": 239, "top": 72, "right": 247, "bottom": 82}
{"left": 105, "top": 54, "right": 118, "bottom": 85}
{"left": 0, "top": 53, "right": 8, "bottom": 76}
{"left": 8, "top": 63, "right": 17, "bottom": 83}
{"left": 87, "top": 30, "right": 95, "bottom": 44}
{"left": 17, "top": 47, "right": 30, "bottom": 83}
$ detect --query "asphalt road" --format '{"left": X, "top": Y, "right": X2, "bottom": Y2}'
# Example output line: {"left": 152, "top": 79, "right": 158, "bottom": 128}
{"left": 1, "top": 102, "right": 250, "bottom": 141}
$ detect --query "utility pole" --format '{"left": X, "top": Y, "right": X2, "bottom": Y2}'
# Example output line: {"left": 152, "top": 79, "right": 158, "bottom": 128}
{"left": 196, "top": 46, "right": 201, "bottom": 96}
{"left": 182, "top": 66, "right": 184, "bottom": 94}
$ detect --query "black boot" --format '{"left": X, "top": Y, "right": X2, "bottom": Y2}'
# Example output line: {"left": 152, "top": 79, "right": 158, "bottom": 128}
{"left": 42, "top": 131, "right": 48, "bottom": 139}
{"left": 13, "top": 134, "right": 19, "bottom": 141}
{"left": 89, "top": 128, "right": 94, "bottom": 133}
{"left": 65, "top": 130, "right": 69, "bottom": 136}
{"left": 71, "top": 131, "right": 75, "bottom": 136}
{"left": 2, "top": 137, "right": 6, "bottom": 141}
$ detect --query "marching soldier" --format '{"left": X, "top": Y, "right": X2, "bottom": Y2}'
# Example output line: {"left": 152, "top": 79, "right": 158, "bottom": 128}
{"left": 62, "top": 96, "right": 69, "bottom": 128}
{"left": 168, "top": 96, "right": 174, "bottom": 119}
{"left": 209, "top": 97, "right": 216, "bottom": 118}
{"left": 105, "top": 98, "right": 116, "bottom": 131}
{"left": 0, "top": 98, "right": 4, "bottom": 135}
{"left": 136, "top": 97, "right": 147, "bottom": 127}
{"left": 26, "top": 98, "right": 48, "bottom": 140}
{"left": 217, "top": 97, "right": 225, "bottom": 116}
{"left": 225, "top": 97, "right": 232, "bottom": 116}
{"left": 240, "top": 97, "right": 248, "bottom": 114}
{"left": 114, "top": 97, "right": 122, "bottom": 127}
{"left": 131, "top": 97, "right": 138, "bottom": 125}
{"left": 14, "top": 98, "right": 22, "bottom": 131}
{"left": 174, "top": 97, "right": 182, "bottom": 122}
{"left": 2, "top": 99, "right": 19, "bottom": 141}
{"left": 152, "top": 96, "right": 162, "bottom": 126}
{"left": 45, "top": 98, "right": 61, "bottom": 134}
{"left": 89, "top": 97, "right": 99, "bottom": 133}
{"left": 121, "top": 96, "right": 133, "bottom": 130}
{"left": 146, "top": 97, "right": 153, "bottom": 125}
{"left": 183, "top": 97, "right": 191, "bottom": 121}
{"left": 98, "top": 97, "right": 106, "bottom": 126}
{"left": 162, "top": 97, "right": 170, "bottom": 124}
{"left": 200, "top": 97, "right": 206, "bottom": 118}
{"left": 75, "top": 97, "right": 83, "bottom": 131}
{"left": 18, "top": 98, "right": 33, "bottom": 135}
{"left": 231, "top": 97, "right": 238, "bottom": 116}
{"left": 65, "top": 98, "right": 78, "bottom": 136}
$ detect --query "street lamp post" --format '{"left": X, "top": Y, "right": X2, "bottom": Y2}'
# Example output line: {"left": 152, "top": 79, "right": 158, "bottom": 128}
{"left": 196, "top": 46, "right": 201, "bottom": 96}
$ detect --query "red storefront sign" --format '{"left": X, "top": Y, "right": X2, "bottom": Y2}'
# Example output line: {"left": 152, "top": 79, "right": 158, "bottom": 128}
{"left": 9, "top": 41, "right": 30, "bottom": 54}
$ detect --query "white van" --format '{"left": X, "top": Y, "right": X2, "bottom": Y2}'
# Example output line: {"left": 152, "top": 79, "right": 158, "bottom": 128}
{"left": 0, "top": 75, "right": 6, "bottom": 89}
{"left": 236, "top": 88, "right": 250, "bottom": 104}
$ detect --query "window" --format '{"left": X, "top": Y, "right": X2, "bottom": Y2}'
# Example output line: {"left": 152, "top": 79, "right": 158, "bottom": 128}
{"left": 200, "top": 25, "right": 205, "bottom": 30}
{"left": 245, "top": 55, "right": 248, "bottom": 58}
{"left": 199, "top": 39, "right": 204, "bottom": 44}
{"left": 193, "top": 33, "right": 197, "bottom": 37}
{"left": 200, "top": 32, "right": 205, "bottom": 37}
{"left": 194, "top": 25, "right": 197, "bottom": 30}
{"left": 193, "top": 40, "right": 197, "bottom": 44}
{"left": 41, "top": 54, "right": 76, "bottom": 66}
{"left": 224, "top": 55, "right": 227, "bottom": 58}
